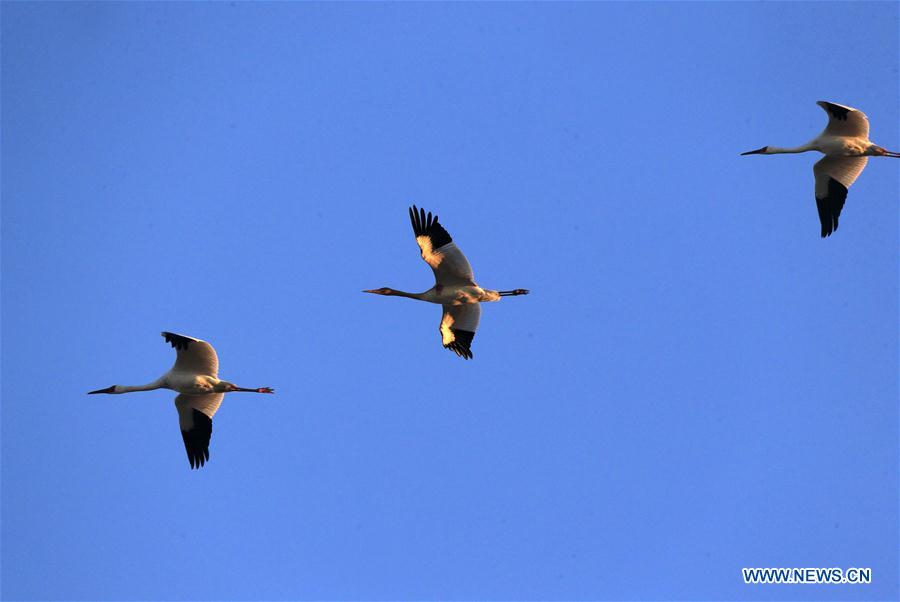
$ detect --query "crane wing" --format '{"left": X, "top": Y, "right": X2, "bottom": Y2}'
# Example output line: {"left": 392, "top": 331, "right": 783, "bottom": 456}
{"left": 175, "top": 393, "right": 223, "bottom": 469}
{"left": 409, "top": 206, "right": 475, "bottom": 286}
{"left": 813, "top": 156, "right": 868, "bottom": 237}
{"left": 162, "top": 331, "right": 219, "bottom": 377}
{"left": 817, "top": 101, "right": 869, "bottom": 139}
{"left": 439, "top": 303, "right": 481, "bottom": 359}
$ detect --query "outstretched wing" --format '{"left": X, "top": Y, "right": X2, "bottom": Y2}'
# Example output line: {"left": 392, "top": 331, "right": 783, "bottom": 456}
{"left": 817, "top": 101, "right": 869, "bottom": 139}
{"left": 162, "top": 332, "right": 218, "bottom": 377}
{"left": 813, "top": 156, "right": 868, "bottom": 238}
{"left": 409, "top": 206, "right": 475, "bottom": 286}
{"left": 175, "top": 393, "right": 224, "bottom": 469}
{"left": 439, "top": 303, "right": 481, "bottom": 360}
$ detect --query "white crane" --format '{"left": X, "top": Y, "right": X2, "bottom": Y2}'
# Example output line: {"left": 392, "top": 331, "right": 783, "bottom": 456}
{"left": 364, "top": 206, "right": 529, "bottom": 359}
{"left": 88, "top": 332, "right": 274, "bottom": 469}
{"left": 742, "top": 101, "right": 899, "bottom": 237}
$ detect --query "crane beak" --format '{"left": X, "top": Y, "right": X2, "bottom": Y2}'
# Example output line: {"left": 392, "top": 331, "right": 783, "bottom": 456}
{"left": 362, "top": 289, "right": 377, "bottom": 294}
{"left": 87, "top": 385, "right": 117, "bottom": 394}
{"left": 740, "top": 146, "right": 768, "bottom": 156}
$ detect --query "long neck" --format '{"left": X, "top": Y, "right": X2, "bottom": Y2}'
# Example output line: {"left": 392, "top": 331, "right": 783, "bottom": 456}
{"left": 390, "top": 289, "right": 427, "bottom": 300}
{"left": 767, "top": 143, "right": 816, "bottom": 154}
{"left": 119, "top": 379, "right": 164, "bottom": 393}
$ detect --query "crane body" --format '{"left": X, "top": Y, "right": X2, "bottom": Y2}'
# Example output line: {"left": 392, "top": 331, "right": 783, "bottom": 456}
{"left": 364, "top": 206, "right": 528, "bottom": 359}
{"left": 88, "top": 332, "right": 273, "bottom": 469}
{"left": 742, "top": 101, "right": 899, "bottom": 237}
{"left": 365, "top": 284, "right": 520, "bottom": 305}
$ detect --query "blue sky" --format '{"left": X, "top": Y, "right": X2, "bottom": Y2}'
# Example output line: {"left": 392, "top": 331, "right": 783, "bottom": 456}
{"left": 2, "top": 2, "right": 898, "bottom": 600}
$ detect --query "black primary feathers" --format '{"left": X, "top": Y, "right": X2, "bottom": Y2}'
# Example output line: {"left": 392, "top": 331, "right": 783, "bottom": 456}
{"left": 162, "top": 331, "right": 193, "bottom": 351}
{"left": 445, "top": 329, "right": 475, "bottom": 360}
{"left": 816, "top": 177, "right": 848, "bottom": 238}
{"left": 409, "top": 205, "right": 453, "bottom": 249}
{"left": 819, "top": 101, "right": 850, "bottom": 121}
{"left": 181, "top": 409, "right": 212, "bottom": 469}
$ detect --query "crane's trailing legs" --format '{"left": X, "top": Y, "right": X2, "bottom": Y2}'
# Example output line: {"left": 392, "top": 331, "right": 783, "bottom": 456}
{"left": 229, "top": 386, "right": 275, "bottom": 393}
{"left": 498, "top": 289, "right": 530, "bottom": 296}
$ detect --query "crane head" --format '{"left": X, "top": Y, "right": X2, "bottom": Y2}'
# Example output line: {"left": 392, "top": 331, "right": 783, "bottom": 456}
{"left": 363, "top": 287, "right": 395, "bottom": 296}
{"left": 87, "top": 385, "right": 119, "bottom": 394}
{"left": 740, "top": 146, "right": 769, "bottom": 155}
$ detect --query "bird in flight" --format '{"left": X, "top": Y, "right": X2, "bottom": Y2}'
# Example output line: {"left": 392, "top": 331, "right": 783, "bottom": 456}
{"left": 364, "top": 206, "right": 529, "bottom": 359}
{"left": 88, "top": 332, "right": 274, "bottom": 469}
{"left": 742, "top": 101, "right": 899, "bottom": 237}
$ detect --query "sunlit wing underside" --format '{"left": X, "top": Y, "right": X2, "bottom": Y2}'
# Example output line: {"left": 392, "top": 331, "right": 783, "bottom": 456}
{"left": 175, "top": 393, "right": 223, "bottom": 469}
{"left": 409, "top": 206, "right": 475, "bottom": 286}
{"left": 162, "top": 331, "right": 219, "bottom": 377}
{"left": 439, "top": 303, "right": 480, "bottom": 359}
{"left": 817, "top": 101, "right": 869, "bottom": 139}
{"left": 813, "top": 155, "right": 868, "bottom": 238}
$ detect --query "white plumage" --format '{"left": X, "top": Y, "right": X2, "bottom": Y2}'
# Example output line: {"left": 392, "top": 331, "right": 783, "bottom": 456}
{"left": 364, "top": 206, "right": 529, "bottom": 359}
{"left": 88, "top": 332, "right": 274, "bottom": 469}
{"left": 742, "top": 101, "right": 899, "bottom": 237}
